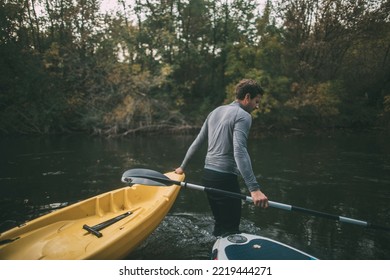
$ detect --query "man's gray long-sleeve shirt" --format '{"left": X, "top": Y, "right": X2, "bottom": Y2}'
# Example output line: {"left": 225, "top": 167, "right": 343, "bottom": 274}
{"left": 179, "top": 101, "right": 261, "bottom": 192}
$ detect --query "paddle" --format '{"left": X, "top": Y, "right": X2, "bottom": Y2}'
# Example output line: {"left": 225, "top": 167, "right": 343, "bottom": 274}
{"left": 121, "top": 168, "right": 390, "bottom": 232}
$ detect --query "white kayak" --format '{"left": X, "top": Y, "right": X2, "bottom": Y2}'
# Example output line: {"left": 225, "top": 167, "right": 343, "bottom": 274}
{"left": 212, "top": 233, "right": 317, "bottom": 260}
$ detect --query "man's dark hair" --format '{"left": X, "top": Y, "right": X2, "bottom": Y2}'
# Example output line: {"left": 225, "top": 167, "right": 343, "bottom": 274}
{"left": 235, "top": 79, "right": 264, "bottom": 100}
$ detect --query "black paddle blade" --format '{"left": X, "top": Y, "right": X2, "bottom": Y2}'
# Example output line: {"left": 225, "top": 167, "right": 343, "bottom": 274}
{"left": 121, "top": 168, "right": 171, "bottom": 186}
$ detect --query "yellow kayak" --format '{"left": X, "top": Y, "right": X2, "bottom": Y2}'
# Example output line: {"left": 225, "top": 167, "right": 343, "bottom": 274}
{"left": 0, "top": 171, "right": 184, "bottom": 260}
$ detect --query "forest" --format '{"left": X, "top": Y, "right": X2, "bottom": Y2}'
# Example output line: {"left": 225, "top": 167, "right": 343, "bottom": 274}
{"left": 1, "top": 0, "right": 390, "bottom": 136}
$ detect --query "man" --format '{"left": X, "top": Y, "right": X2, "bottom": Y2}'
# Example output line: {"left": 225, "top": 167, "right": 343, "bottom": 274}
{"left": 175, "top": 79, "right": 268, "bottom": 237}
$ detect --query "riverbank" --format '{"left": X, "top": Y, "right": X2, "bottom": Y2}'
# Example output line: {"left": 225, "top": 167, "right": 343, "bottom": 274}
{"left": 1, "top": 124, "right": 389, "bottom": 139}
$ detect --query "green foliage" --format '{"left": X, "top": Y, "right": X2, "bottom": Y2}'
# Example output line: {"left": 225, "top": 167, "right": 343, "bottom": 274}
{"left": 1, "top": 0, "right": 389, "bottom": 135}
{"left": 284, "top": 81, "right": 342, "bottom": 127}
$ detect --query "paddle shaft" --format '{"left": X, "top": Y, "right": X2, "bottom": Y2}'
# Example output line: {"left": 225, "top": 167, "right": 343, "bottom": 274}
{"left": 182, "top": 181, "right": 390, "bottom": 231}
{"left": 126, "top": 173, "right": 390, "bottom": 232}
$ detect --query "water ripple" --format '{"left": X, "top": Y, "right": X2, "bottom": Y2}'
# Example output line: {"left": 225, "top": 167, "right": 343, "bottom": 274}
{"left": 126, "top": 213, "right": 262, "bottom": 260}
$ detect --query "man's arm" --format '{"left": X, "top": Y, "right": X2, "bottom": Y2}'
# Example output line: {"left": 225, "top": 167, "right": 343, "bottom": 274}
{"left": 176, "top": 117, "right": 209, "bottom": 172}
{"left": 233, "top": 114, "right": 268, "bottom": 208}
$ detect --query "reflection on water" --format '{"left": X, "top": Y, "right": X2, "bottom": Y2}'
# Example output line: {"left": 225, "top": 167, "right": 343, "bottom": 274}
{"left": 0, "top": 133, "right": 389, "bottom": 259}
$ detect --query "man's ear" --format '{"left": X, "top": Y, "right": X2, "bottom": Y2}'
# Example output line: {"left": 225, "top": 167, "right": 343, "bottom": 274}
{"left": 244, "top": 93, "right": 251, "bottom": 104}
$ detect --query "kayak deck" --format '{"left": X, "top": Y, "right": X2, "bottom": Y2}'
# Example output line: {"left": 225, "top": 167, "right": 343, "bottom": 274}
{"left": 0, "top": 171, "right": 184, "bottom": 260}
{"left": 212, "top": 233, "right": 317, "bottom": 260}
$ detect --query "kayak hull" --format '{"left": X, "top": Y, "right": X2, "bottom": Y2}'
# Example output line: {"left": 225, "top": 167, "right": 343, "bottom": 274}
{"left": 212, "top": 233, "right": 317, "bottom": 260}
{"left": 0, "top": 172, "right": 184, "bottom": 260}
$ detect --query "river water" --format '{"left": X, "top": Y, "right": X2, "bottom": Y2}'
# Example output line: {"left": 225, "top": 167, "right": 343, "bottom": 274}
{"left": 0, "top": 132, "right": 389, "bottom": 260}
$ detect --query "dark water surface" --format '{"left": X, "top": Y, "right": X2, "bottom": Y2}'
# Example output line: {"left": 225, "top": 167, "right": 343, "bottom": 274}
{"left": 1, "top": 133, "right": 389, "bottom": 259}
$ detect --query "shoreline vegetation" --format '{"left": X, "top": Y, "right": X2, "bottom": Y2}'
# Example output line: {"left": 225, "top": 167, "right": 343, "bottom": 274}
{"left": 2, "top": 123, "right": 388, "bottom": 140}
{"left": 1, "top": 1, "right": 389, "bottom": 137}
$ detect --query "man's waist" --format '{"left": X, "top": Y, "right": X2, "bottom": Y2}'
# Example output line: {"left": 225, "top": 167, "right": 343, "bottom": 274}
{"left": 204, "top": 162, "right": 239, "bottom": 176}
